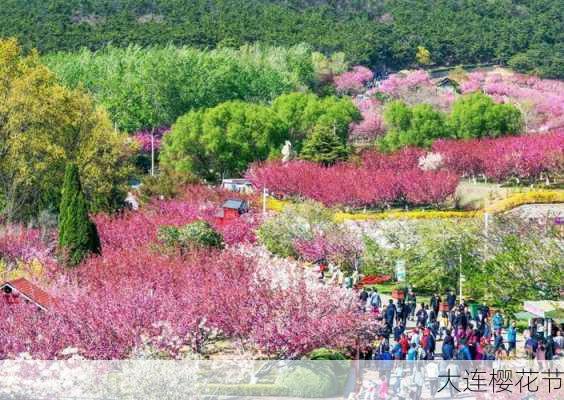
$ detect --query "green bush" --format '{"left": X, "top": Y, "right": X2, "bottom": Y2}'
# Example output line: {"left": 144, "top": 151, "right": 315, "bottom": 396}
{"left": 449, "top": 93, "right": 523, "bottom": 139}
{"left": 308, "top": 348, "right": 347, "bottom": 360}
{"left": 158, "top": 221, "right": 223, "bottom": 251}
{"left": 275, "top": 366, "right": 341, "bottom": 398}
{"left": 378, "top": 101, "right": 450, "bottom": 152}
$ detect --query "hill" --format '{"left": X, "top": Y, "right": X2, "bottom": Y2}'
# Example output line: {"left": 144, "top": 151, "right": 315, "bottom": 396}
{"left": 1, "top": 0, "right": 562, "bottom": 78}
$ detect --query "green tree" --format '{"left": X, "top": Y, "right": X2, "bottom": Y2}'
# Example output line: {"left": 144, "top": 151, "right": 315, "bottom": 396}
{"left": 0, "top": 39, "right": 134, "bottom": 221}
{"left": 379, "top": 101, "right": 449, "bottom": 152}
{"left": 58, "top": 163, "right": 101, "bottom": 267}
{"left": 300, "top": 124, "right": 348, "bottom": 165}
{"left": 272, "top": 92, "right": 360, "bottom": 151}
{"left": 161, "top": 101, "right": 285, "bottom": 181}
{"left": 449, "top": 93, "right": 523, "bottom": 139}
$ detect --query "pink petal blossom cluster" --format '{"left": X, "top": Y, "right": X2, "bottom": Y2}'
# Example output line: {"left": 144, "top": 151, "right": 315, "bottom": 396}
{"left": 246, "top": 158, "right": 459, "bottom": 208}
{"left": 0, "top": 185, "right": 367, "bottom": 359}
{"left": 293, "top": 230, "right": 362, "bottom": 267}
{"left": 0, "top": 226, "right": 53, "bottom": 265}
{"left": 378, "top": 70, "right": 433, "bottom": 96}
{"left": 334, "top": 66, "right": 374, "bottom": 94}
{"left": 432, "top": 131, "right": 564, "bottom": 182}
{"left": 460, "top": 71, "right": 564, "bottom": 131}
{"left": 0, "top": 247, "right": 366, "bottom": 359}
{"left": 349, "top": 97, "right": 385, "bottom": 142}
{"left": 133, "top": 126, "right": 170, "bottom": 153}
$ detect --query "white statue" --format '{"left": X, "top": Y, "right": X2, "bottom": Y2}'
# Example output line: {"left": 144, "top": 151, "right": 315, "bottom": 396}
{"left": 281, "top": 140, "right": 295, "bottom": 163}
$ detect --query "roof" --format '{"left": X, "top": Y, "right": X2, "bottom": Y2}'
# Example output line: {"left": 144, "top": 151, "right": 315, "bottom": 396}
{"left": 523, "top": 301, "right": 564, "bottom": 321}
{"left": 222, "top": 179, "right": 251, "bottom": 185}
{"left": 222, "top": 199, "right": 248, "bottom": 210}
{"left": 1, "top": 278, "right": 54, "bottom": 310}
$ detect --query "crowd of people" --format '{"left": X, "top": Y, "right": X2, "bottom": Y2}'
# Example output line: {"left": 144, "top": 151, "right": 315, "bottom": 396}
{"left": 356, "top": 287, "right": 563, "bottom": 362}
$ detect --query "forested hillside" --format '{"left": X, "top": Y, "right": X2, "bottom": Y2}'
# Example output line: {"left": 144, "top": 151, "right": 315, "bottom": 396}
{"left": 1, "top": 0, "right": 562, "bottom": 77}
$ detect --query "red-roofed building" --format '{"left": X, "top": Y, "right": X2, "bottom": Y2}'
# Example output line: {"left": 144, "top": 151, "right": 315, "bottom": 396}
{"left": 1, "top": 278, "right": 54, "bottom": 311}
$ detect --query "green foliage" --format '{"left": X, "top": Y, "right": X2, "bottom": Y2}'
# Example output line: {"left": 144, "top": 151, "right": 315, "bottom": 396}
{"left": 275, "top": 366, "right": 341, "bottom": 398}
{"left": 58, "top": 163, "right": 101, "bottom": 266}
{"left": 2, "top": 1, "right": 562, "bottom": 78}
{"left": 158, "top": 221, "right": 223, "bottom": 251}
{"left": 139, "top": 169, "right": 199, "bottom": 203}
{"left": 257, "top": 201, "right": 334, "bottom": 258}
{"left": 308, "top": 348, "right": 347, "bottom": 360}
{"left": 300, "top": 125, "right": 349, "bottom": 165}
{"left": 272, "top": 92, "right": 360, "bottom": 151}
{"left": 508, "top": 43, "right": 564, "bottom": 79}
{"left": 379, "top": 101, "right": 450, "bottom": 152}
{"left": 0, "top": 39, "right": 134, "bottom": 222}
{"left": 161, "top": 93, "right": 359, "bottom": 180}
{"left": 161, "top": 101, "right": 286, "bottom": 181}
{"left": 361, "top": 236, "right": 394, "bottom": 277}
{"left": 377, "top": 216, "right": 563, "bottom": 308}
{"left": 449, "top": 93, "right": 523, "bottom": 139}
{"left": 45, "top": 44, "right": 316, "bottom": 132}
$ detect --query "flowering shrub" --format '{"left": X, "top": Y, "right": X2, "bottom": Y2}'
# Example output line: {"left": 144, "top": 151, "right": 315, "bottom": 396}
{"left": 378, "top": 70, "right": 433, "bottom": 97}
{"left": 349, "top": 97, "right": 385, "bottom": 142}
{"left": 246, "top": 159, "right": 459, "bottom": 208}
{"left": 432, "top": 131, "right": 564, "bottom": 181}
{"left": 0, "top": 226, "right": 53, "bottom": 265}
{"left": 133, "top": 126, "right": 170, "bottom": 153}
{"left": 334, "top": 66, "right": 374, "bottom": 94}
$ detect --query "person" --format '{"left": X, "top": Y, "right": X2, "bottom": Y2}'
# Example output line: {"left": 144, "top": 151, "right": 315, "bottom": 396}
{"left": 416, "top": 304, "right": 428, "bottom": 327}
{"left": 492, "top": 311, "right": 504, "bottom": 332}
{"left": 442, "top": 330, "right": 455, "bottom": 360}
{"left": 446, "top": 290, "right": 456, "bottom": 312}
{"left": 554, "top": 330, "right": 563, "bottom": 355}
{"left": 525, "top": 334, "right": 538, "bottom": 359}
{"left": 399, "top": 333, "right": 409, "bottom": 359}
{"left": 396, "top": 300, "right": 404, "bottom": 326}
{"left": 506, "top": 321, "right": 517, "bottom": 356}
{"left": 370, "top": 289, "right": 382, "bottom": 312}
{"left": 359, "top": 288, "right": 369, "bottom": 310}
{"left": 412, "top": 367, "right": 425, "bottom": 399}
{"left": 378, "top": 375, "right": 389, "bottom": 400}
{"left": 410, "top": 328, "right": 420, "bottom": 347}
{"left": 385, "top": 299, "right": 396, "bottom": 328}
{"left": 439, "top": 311, "right": 449, "bottom": 339}
{"left": 426, "top": 361, "right": 439, "bottom": 399}
{"left": 457, "top": 339, "right": 472, "bottom": 360}
{"left": 493, "top": 331, "right": 505, "bottom": 353}
{"left": 431, "top": 293, "right": 441, "bottom": 316}
{"left": 406, "top": 289, "right": 416, "bottom": 320}
{"left": 407, "top": 343, "right": 417, "bottom": 361}
{"left": 545, "top": 334, "right": 555, "bottom": 360}
{"left": 393, "top": 322, "right": 405, "bottom": 342}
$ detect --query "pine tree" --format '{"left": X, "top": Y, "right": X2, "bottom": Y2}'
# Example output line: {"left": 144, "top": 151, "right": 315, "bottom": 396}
{"left": 58, "top": 163, "right": 101, "bottom": 266}
{"left": 300, "top": 124, "right": 348, "bottom": 165}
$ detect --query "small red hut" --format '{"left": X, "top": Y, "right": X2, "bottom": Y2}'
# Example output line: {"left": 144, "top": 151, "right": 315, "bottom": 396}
{"left": 215, "top": 199, "right": 249, "bottom": 226}
{"left": 1, "top": 278, "right": 54, "bottom": 311}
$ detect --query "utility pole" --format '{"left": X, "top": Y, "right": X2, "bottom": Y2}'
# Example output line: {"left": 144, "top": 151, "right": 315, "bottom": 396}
{"left": 150, "top": 128, "right": 155, "bottom": 177}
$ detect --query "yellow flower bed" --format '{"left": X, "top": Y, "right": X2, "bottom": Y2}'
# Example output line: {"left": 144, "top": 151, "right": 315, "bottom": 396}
{"left": 485, "top": 190, "right": 564, "bottom": 213}
{"left": 334, "top": 210, "right": 482, "bottom": 222}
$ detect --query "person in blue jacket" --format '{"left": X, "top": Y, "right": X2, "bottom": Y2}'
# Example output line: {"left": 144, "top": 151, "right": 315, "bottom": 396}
{"left": 506, "top": 321, "right": 517, "bottom": 355}
{"left": 457, "top": 339, "right": 472, "bottom": 360}
{"left": 492, "top": 311, "right": 504, "bottom": 332}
